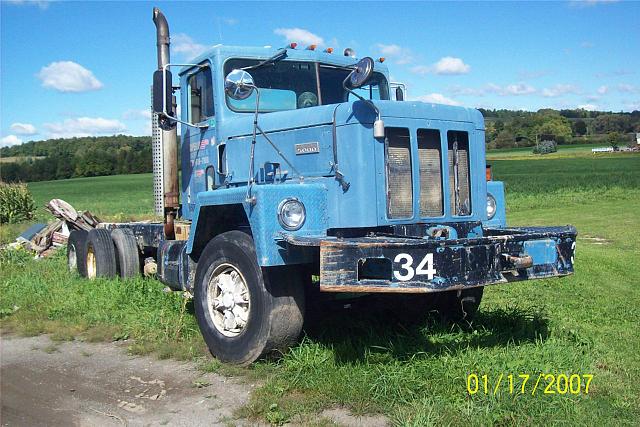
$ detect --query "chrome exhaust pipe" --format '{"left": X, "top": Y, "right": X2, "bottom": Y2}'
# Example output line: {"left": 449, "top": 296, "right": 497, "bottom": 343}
{"left": 152, "top": 7, "right": 178, "bottom": 239}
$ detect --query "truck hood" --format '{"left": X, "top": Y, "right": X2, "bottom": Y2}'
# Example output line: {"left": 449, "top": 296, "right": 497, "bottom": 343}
{"left": 223, "top": 100, "right": 484, "bottom": 139}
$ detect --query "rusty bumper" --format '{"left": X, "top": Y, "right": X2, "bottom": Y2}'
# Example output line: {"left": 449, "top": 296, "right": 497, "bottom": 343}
{"left": 282, "top": 226, "right": 577, "bottom": 293}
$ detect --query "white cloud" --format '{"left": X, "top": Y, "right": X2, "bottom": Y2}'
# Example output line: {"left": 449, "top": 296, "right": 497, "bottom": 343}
{"left": 10, "top": 122, "right": 37, "bottom": 135}
{"left": 274, "top": 28, "right": 324, "bottom": 47}
{"left": 375, "top": 43, "right": 414, "bottom": 65}
{"left": 617, "top": 83, "right": 638, "bottom": 93}
{"left": 414, "top": 93, "right": 461, "bottom": 106}
{"left": 0, "top": 135, "right": 23, "bottom": 148}
{"left": 123, "top": 109, "right": 152, "bottom": 120}
{"left": 410, "top": 57, "right": 470, "bottom": 75}
{"left": 171, "top": 33, "right": 211, "bottom": 60}
{"left": 578, "top": 104, "right": 598, "bottom": 111}
{"left": 542, "top": 84, "right": 580, "bottom": 97}
{"left": 597, "top": 85, "right": 608, "bottom": 95}
{"left": 37, "top": 61, "right": 103, "bottom": 93}
{"left": 431, "top": 57, "right": 471, "bottom": 75}
{"left": 486, "top": 83, "right": 536, "bottom": 96}
{"left": 222, "top": 17, "right": 238, "bottom": 25}
{"left": 580, "top": 41, "right": 594, "bottom": 48}
{"left": 448, "top": 85, "right": 485, "bottom": 97}
{"left": 5, "top": 0, "right": 49, "bottom": 9}
{"left": 43, "top": 117, "right": 127, "bottom": 138}
{"left": 571, "top": 0, "right": 619, "bottom": 6}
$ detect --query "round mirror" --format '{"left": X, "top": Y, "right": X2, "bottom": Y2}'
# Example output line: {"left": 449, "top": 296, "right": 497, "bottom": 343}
{"left": 224, "top": 69, "right": 255, "bottom": 100}
{"left": 349, "top": 57, "right": 374, "bottom": 88}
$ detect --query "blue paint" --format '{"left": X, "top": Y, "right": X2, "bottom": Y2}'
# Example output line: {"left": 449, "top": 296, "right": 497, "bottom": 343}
{"left": 523, "top": 239, "right": 558, "bottom": 265}
{"left": 179, "top": 45, "right": 506, "bottom": 266}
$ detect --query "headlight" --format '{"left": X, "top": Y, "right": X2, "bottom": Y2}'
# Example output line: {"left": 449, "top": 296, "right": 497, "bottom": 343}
{"left": 278, "top": 198, "right": 306, "bottom": 230}
{"left": 487, "top": 194, "right": 497, "bottom": 220}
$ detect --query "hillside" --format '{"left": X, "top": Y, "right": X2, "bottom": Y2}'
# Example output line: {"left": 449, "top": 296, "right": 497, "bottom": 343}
{"left": 0, "top": 135, "right": 152, "bottom": 182}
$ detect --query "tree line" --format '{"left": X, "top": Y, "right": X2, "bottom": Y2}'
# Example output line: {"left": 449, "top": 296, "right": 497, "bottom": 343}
{"left": 1, "top": 135, "right": 153, "bottom": 183}
{"left": 479, "top": 108, "right": 640, "bottom": 149}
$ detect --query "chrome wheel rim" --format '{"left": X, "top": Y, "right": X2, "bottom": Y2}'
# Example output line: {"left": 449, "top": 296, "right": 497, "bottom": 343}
{"left": 207, "top": 263, "right": 250, "bottom": 337}
{"left": 86, "top": 245, "right": 96, "bottom": 279}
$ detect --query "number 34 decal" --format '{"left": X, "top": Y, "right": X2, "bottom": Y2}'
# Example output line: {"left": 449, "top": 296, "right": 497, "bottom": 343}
{"left": 393, "top": 253, "right": 437, "bottom": 282}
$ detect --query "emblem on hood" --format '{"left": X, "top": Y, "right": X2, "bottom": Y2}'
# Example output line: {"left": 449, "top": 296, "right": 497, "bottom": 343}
{"left": 295, "top": 142, "right": 320, "bottom": 155}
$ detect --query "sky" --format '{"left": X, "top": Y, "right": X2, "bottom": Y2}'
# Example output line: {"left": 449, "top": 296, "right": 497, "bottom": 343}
{"left": 1, "top": 0, "right": 639, "bottom": 147}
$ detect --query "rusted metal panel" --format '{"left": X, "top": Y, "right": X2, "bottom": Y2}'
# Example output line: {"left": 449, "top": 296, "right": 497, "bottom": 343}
{"left": 284, "top": 225, "right": 577, "bottom": 294}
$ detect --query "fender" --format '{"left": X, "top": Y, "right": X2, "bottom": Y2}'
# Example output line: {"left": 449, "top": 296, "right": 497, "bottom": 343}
{"left": 186, "top": 183, "right": 329, "bottom": 266}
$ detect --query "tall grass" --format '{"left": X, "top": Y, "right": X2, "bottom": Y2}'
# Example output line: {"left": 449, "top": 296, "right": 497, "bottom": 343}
{"left": 1, "top": 154, "right": 639, "bottom": 425}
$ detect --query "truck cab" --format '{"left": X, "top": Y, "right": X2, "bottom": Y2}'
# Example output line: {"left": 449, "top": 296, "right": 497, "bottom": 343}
{"left": 85, "top": 8, "right": 576, "bottom": 365}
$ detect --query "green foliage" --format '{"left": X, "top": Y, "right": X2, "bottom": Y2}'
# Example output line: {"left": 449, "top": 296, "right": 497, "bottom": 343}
{"left": 0, "top": 182, "right": 36, "bottom": 224}
{"left": 608, "top": 131, "right": 621, "bottom": 150}
{"left": 0, "top": 135, "right": 153, "bottom": 183}
{"left": 532, "top": 140, "right": 557, "bottom": 154}
{"left": 482, "top": 108, "right": 640, "bottom": 149}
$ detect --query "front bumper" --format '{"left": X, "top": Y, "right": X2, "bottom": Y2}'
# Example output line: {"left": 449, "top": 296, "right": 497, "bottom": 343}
{"left": 282, "top": 226, "right": 576, "bottom": 293}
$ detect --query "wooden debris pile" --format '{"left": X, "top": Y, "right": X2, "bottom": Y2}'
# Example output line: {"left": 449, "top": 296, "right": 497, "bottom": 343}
{"left": 12, "top": 199, "right": 101, "bottom": 257}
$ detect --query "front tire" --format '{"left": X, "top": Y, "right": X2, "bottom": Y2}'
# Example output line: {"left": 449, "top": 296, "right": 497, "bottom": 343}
{"left": 194, "top": 231, "right": 304, "bottom": 365}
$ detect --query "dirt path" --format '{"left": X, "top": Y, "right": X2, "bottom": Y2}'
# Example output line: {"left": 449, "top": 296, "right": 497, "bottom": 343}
{"left": 1, "top": 335, "right": 388, "bottom": 427}
{"left": 1, "top": 335, "right": 254, "bottom": 426}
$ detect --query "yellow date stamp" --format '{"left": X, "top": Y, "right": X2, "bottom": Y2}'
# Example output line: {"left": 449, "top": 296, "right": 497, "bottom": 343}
{"left": 467, "top": 373, "right": 593, "bottom": 396}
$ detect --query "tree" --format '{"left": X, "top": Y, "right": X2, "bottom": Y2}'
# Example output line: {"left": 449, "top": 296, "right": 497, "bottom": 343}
{"left": 608, "top": 132, "right": 620, "bottom": 150}
{"left": 572, "top": 120, "right": 587, "bottom": 136}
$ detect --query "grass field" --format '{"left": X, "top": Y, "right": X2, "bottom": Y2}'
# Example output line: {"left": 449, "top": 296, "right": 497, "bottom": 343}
{"left": 1, "top": 153, "right": 639, "bottom": 425}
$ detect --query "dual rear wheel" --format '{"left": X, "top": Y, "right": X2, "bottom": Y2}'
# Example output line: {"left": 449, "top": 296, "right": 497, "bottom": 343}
{"left": 67, "top": 228, "right": 140, "bottom": 279}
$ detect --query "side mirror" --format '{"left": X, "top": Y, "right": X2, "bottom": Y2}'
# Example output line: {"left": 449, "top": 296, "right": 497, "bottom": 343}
{"left": 152, "top": 69, "right": 173, "bottom": 114}
{"left": 348, "top": 57, "right": 374, "bottom": 88}
{"left": 225, "top": 69, "right": 255, "bottom": 100}
{"left": 395, "top": 86, "right": 404, "bottom": 101}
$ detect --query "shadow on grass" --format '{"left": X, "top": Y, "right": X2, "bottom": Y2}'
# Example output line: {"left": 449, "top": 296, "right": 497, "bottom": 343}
{"left": 302, "top": 298, "right": 550, "bottom": 364}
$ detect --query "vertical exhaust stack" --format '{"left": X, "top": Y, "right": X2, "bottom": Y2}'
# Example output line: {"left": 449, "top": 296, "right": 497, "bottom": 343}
{"left": 153, "top": 7, "right": 178, "bottom": 239}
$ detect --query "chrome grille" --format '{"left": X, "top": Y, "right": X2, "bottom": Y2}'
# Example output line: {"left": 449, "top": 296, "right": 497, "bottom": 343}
{"left": 448, "top": 131, "right": 472, "bottom": 216}
{"left": 418, "top": 129, "right": 443, "bottom": 216}
{"left": 386, "top": 128, "right": 413, "bottom": 218}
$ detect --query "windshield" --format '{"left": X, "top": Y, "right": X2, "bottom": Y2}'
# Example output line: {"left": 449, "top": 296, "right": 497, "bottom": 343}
{"left": 224, "top": 58, "right": 389, "bottom": 112}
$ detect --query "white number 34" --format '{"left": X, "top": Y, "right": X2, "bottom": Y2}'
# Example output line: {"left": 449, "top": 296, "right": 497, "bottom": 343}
{"left": 393, "top": 253, "right": 437, "bottom": 282}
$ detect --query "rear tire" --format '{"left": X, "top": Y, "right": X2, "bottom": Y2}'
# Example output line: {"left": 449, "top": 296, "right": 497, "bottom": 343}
{"left": 194, "top": 231, "right": 305, "bottom": 365}
{"left": 67, "top": 230, "right": 88, "bottom": 277}
{"left": 86, "top": 229, "right": 117, "bottom": 279}
{"left": 111, "top": 228, "right": 140, "bottom": 278}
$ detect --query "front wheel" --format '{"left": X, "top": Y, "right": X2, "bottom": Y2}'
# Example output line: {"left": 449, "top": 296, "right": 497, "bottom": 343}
{"left": 194, "top": 231, "right": 305, "bottom": 365}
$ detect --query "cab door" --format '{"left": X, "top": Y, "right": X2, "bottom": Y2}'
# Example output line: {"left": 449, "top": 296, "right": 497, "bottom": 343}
{"left": 182, "top": 62, "right": 216, "bottom": 218}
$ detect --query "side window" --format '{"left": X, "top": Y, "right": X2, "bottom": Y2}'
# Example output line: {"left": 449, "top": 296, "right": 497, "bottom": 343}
{"left": 188, "top": 66, "right": 214, "bottom": 123}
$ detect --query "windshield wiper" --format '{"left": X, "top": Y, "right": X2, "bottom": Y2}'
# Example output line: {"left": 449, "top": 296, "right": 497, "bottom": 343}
{"left": 242, "top": 48, "right": 288, "bottom": 71}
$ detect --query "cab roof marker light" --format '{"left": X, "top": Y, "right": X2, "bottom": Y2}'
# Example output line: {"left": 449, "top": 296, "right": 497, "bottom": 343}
{"left": 307, "top": 44, "right": 317, "bottom": 51}
{"left": 289, "top": 42, "right": 297, "bottom": 49}
{"left": 324, "top": 47, "right": 334, "bottom": 53}
{"left": 343, "top": 47, "right": 356, "bottom": 57}
{"left": 379, "top": 57, "right": 386, "bottom": 63}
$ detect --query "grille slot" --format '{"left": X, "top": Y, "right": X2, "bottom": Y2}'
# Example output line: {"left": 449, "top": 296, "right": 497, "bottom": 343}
{"left": 385, "top": 128, "right": 413, "bottom": 218}
{"left": 417, "top": 129, "right": 443, "bottom": 217}
{"left": 448, "top": 131, "right": 472, "bottom": 216}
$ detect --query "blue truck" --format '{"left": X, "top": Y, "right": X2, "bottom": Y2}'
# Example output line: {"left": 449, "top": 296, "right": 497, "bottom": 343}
{"left": 66, "top": 8, "right": 577, "bottom": 364}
